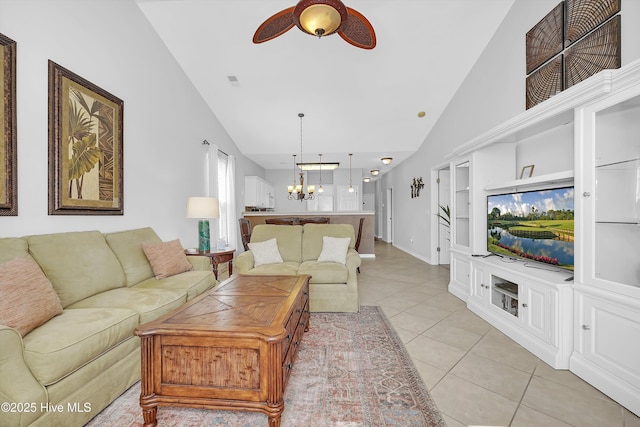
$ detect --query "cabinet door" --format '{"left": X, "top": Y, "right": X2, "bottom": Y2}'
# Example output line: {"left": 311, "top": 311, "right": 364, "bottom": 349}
{"left": 470, "top": 265, "right": 488, "bottom": 304}
{"left": 577, "top": 92, "right": 640, "bottom": 287}
{"left": 520, "top": 282, "right": 552, "bottom": 344}
{"left": 452, "top": 159, "right": 470, "bottom": 250}
{"left": 576, "top": 293, "right": 640, "bottom": 382}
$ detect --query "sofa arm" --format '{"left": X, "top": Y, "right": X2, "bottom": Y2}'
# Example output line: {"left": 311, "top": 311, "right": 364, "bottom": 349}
{"left": 346, "top": 249, "right": 361, "bottom": 271}
{"left": 234, "top": 251, "right": 255, "bottom": 273}
{"left": 0, "top": 325, "right": 47, "bottom": 426}
{"left": 186, "top": 255, "right": 211, "bottom": 271}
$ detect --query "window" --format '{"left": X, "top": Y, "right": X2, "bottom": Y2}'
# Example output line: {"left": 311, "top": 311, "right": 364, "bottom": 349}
{"left": 217, "top": 152, "right": 229, "bottom": 244}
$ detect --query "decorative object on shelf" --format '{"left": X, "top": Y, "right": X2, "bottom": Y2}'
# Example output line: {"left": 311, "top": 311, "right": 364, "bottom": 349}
{"left": 370, "top": 169, "right": 379, "bottom": 176}
{"left": 0, "top": 33, "right": 17, "bottom": 216}
{"left": 410, "top": 177, "right": 424, "bottom": 198}
{"left": 348, "top": 153, "right": 354, "bottom": 192}
{"left": 525, "top": 0, "right": 621, "bottom": 109}
{"left": 520, "top": 164, "right": 535, "bottom": 179}
{"left": 381, "top": 157, "right": 393, "bottom": 165}
{"left": 525, "top": 2, "right": 564, "bottom": 75}
{"left": 186, "top": 196, "right": 219, "bottom": 252}
{"left": 253, "top": 0, "right": 376, "bottom": 49}
{"left": 565, "top": 15, "right": 620, "bottom": 89}
{"left": 288, "top": 113, "right": 315, "bottom": 201}
{"left": 48, "top": 61, "right": 124, "bottom": 215}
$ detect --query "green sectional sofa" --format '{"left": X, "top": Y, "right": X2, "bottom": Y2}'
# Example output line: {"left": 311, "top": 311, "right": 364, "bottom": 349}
{"left": 0, "top": 227, "right": 217, "bottom": 427}
{"left": 235, "top": 223, "right": 361, "bottom": 312}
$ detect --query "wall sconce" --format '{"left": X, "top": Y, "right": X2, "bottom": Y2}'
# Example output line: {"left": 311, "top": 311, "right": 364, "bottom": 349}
{"left": 381, "top": 157, "right": 393, "bottom": 165}
{"left": 410, "top": 177, "right": 424, "bottom": 198}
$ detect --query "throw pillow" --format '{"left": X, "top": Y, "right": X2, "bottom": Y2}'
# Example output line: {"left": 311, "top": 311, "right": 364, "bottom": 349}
{"left": 141, "top": 239, "right": 193, "bottom": 279}
{"left": 0, "top": 257, "right": 63, "bottom": 336}
{"left": 249, "top": 238, "right": 284, "bottom": 267}
{"left": 317, "top": 236, "right": 351, "bottom": 265}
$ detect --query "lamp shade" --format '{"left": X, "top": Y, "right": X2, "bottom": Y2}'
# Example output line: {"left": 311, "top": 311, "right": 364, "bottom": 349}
{"left": 186, "top": 197, "right": 219, "bottom": 219}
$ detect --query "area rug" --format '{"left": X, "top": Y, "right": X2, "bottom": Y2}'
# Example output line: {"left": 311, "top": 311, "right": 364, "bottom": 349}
{"left": 86, "top": 306, "right": 446, "bottom": 426}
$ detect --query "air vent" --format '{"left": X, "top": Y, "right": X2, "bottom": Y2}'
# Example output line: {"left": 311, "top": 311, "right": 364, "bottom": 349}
{"left": 227, "top": 75, "right": 240, "bottom": 87}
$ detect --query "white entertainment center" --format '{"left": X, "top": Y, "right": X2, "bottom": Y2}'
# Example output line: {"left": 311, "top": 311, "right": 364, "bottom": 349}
{"left": 446, "top": 58, "right": 640, "bottom": 416}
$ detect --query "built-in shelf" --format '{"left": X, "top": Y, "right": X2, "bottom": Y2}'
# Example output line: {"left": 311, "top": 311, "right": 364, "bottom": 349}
{"left": 485, "top": 170, "right": 574, "bottom": 192}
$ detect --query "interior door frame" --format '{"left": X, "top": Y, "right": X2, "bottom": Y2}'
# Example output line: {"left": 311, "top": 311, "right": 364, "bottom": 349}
{"left": 385, "top": 187, "right": 393, "bottom": 243}
{"left": 431, "top": 161, "right": 451, "bottom": 264}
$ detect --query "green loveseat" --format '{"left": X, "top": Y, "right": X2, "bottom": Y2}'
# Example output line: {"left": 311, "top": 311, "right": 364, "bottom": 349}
{"left": 0, "top": 227, "right": 217, "bottom": 427}
{"left": 235, "top": 223, "right": 361, "bottom": 312}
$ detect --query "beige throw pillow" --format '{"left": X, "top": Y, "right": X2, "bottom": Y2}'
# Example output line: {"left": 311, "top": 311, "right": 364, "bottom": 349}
{"left": 142, "top": 239, "right": 193, "bottom": 279}
{"left": 0, "top": 257, "right": 63, "bottom": 336}
{"left": 249, "top": 238, "right": 284, "bottom": 267}
{"left": 317, "top": 236, "right": 351, "bottom": 265}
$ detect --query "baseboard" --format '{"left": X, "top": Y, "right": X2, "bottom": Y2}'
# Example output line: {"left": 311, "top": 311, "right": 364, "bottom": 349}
{"left": 393, "top": 243, "right": 436, "bottom": 265}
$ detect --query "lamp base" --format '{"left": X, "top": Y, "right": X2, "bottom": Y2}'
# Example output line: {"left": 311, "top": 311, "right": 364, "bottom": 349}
{"left": 198, "top": 219, "right": 210, "bottom": 252}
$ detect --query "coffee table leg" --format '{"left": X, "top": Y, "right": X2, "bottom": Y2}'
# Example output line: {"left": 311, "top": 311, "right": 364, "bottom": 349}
{"left": 142, "top": 406, "right": 157, "bottom": 427}
{"left": 267, "top": 413, "right": 282, "bottom": 427}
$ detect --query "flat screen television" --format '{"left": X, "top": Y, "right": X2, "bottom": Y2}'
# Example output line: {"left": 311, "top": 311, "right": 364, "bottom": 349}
{"left": 487, "top": 186, "right": 574, "bottom": 271}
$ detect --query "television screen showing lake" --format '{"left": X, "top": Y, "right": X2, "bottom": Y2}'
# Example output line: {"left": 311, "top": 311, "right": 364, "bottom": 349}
{"left": 487, "top": 187, "right": 574, "bottom": 271}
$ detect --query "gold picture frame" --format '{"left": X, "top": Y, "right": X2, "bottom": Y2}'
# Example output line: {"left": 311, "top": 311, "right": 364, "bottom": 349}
{"left": 0, "top": 33, "right": 17, "bottom": 216}
{"left": 48, "top": 61, "right": 123, "bottom": 215}
{"left": 520, "top": 164, "right": 535, "bottom": 179}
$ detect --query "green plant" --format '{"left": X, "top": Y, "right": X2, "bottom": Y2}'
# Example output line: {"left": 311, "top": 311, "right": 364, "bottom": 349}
{"left": 436, "top": 204, "right": 450, "bottom": 228}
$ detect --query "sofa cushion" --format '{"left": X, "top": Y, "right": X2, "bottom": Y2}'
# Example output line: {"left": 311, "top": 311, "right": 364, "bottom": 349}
{"left": 0, "top": 257, "right": 63, "bottom": 336}
{"left": 250, "top": 225, "right": 303, "bottom": 263}
{"left": 246, "top": 261, "right": 300, "bottom": 276}
{"left": 317, "top": 236, "right": 351, "bottom": 265}
{"left": 26, "top": 231, "right": 126, "bottom": 308}
{"left": 0, "top": 237, "right": 30, "bottom": 264}
{"left": 249, "top": 238, "right": 284, "bottom": 267}
{"left": 133, "top": 270, "right": 216, "bottom": 301}
{"left": 22, "top": 308, "right": 139, "bottom": 386}
{"left": 142, "top": 239, "right": 193, "bottom": 279}
{"left": 104, "top": 227, "right": 162, "bottom": 286}
{"left": 67, "top": 287, "right": 187, "bottom": 324}
{"left": 298, "top": 261, "right": 349, "bottom": 284}
{"left": 302, "top": 224, "right": 356, "bottom": 261}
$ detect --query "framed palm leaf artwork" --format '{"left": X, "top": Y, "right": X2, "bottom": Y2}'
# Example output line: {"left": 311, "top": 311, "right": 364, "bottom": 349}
{"left": 0, "top": 33, "right": 17, "bottom": 216}
{"left": 48, "top": 61, "right": 123, "bottom": 215}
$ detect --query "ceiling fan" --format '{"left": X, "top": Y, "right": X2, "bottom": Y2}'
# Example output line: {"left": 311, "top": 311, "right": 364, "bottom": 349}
{"left": 253, "top": 0, "right": 376, "bottom": 50}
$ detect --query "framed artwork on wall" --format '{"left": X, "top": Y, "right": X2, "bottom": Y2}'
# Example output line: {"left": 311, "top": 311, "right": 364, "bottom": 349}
{"left": 0, "top": 33, "right": 17, "bottom": 216}
{"left": 48, "top": 60, "right": 124, "bottom": 215}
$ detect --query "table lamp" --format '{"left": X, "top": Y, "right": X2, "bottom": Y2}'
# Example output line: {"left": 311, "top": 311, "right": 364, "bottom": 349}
{"left": 186, "top": 197, "right": 219, "bottom": 252}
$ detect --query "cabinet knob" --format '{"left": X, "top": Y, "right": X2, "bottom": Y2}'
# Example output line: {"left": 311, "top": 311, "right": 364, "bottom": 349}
{"left": 583, "top": 192, "right": 591, "bottom": 197}
{"left": 582, "top": 325, "right": 591, "bottom": 330}
{"left": 522, "top": 303, "right": 528, "bottom": 308}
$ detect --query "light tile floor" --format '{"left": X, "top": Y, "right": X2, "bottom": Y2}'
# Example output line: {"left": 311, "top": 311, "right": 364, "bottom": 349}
{"left": 359, "top": 241, "right": 640, "bottom": 427}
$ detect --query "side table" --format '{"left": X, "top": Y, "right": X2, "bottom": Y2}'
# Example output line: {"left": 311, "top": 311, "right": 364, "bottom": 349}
{"left": 185, "top": 249, "right": 235, "bottom": 280}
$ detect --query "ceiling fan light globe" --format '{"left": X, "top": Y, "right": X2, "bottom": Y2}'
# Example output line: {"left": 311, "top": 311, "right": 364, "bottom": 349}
{"left": 294, "top": 0, "right": 347, "bottom": 37}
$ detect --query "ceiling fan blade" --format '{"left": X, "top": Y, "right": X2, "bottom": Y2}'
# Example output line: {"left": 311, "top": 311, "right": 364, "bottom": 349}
{"left": 253, "top": 7, "right": 296, "bottom": 44}
{"left": 338, "top": 7, "right": 376, "bottom": 49}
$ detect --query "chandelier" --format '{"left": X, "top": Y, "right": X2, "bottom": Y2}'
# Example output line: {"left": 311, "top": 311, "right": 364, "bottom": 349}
{"left": 288, "top": 113, "right": 315, "bottom": 201}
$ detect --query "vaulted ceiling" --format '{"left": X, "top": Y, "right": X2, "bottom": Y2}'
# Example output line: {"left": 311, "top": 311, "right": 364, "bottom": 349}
{"left": 137, "top": 0, "right": 514, "bottom": 177}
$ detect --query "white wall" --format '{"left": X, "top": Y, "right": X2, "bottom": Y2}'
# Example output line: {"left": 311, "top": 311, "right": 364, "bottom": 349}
{"left": 0, "top": 0, "right": 264, "bottom": 247}
{"left": 382, "top": 0, "right": 640, "bottom": 263}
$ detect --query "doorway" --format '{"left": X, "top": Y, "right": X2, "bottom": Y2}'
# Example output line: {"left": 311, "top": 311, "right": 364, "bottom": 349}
{"left": 385, "top": 188, "right": 393, "bottom": 243}
{"left": 434, "top": 165, "right": 451, "bottom": 265}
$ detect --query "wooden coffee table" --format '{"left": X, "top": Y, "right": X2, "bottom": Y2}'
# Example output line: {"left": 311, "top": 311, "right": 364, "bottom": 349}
{"left": 134, "top": 274, "right": 310, "bottom": 427}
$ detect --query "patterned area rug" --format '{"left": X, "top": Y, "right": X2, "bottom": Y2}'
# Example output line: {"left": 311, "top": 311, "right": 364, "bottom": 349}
{"left": 86, "top": 306, "right": 446, "bottom": 426}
